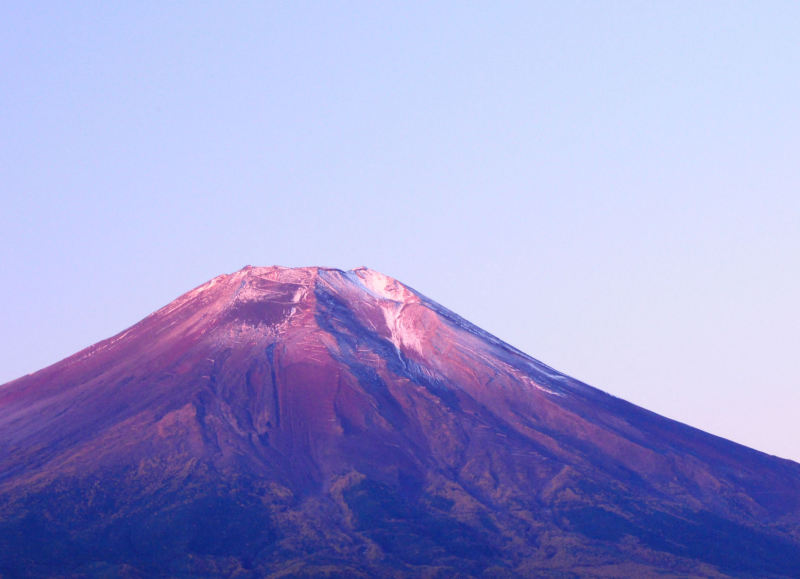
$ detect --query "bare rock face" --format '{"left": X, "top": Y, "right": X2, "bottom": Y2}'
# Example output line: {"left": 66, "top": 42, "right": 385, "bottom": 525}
{"left": 2, "top": 266, "right": 800, "bottom": 577}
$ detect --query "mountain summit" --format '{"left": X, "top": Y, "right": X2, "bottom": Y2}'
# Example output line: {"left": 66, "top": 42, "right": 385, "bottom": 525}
{"left": 2, "top": 266, "right": 800, "bottom": 577}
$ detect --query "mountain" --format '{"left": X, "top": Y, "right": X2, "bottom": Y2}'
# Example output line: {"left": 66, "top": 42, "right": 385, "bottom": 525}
{"left": 1, "top": 265, "right": 800, "bottom": 578}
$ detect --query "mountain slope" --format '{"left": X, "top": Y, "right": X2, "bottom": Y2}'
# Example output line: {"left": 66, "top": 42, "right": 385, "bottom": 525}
{"left": 1, "top": 265, "right": 799, "bottom": 578}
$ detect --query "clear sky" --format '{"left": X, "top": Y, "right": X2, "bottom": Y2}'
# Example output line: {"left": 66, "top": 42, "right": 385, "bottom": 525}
{"left": 2, "top": 3, "right": 799, "bottom": 460}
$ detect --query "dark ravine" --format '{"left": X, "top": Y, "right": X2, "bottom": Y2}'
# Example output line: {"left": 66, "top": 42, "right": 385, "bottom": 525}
{"left": 1, "top": 265, "right": 799, "bottom": 578}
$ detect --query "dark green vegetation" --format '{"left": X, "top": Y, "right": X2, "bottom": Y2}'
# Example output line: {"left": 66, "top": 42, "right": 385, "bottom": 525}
{"left": 565, "top": 506, "right": 800, "bottom": 576}
{"left": 343, "top": 480, "right": 498, "bottom": 570}
{"left": 0, "top": 472, "right": 278, "bottom": 577}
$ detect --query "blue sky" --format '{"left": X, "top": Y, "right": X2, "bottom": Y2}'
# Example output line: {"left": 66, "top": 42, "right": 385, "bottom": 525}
{"left": 2, "top": 3, "right": 799, "bottom": 460}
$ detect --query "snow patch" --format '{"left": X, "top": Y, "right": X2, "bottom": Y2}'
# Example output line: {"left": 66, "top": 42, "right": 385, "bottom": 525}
{"left": 520, "top": 375, "right": 565, "bottom": 397}
{"left": 350, "top": 267, "right": 418, "bottom": 304}
{"left": 291, "top": 286, "right": 307, "bottom": 303}
{"left": 381, "top": 303, "right": 425, "bottom": 355}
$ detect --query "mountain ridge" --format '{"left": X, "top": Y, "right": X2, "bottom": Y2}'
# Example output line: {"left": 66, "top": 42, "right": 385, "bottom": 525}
{"left": 2, "top": 266, "right": 800, "bottom": 577}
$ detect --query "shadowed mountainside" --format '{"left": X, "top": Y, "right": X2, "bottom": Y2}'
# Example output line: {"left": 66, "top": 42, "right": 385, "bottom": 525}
{"left": 2, "top": 266, "right": 800, "bottom": 577}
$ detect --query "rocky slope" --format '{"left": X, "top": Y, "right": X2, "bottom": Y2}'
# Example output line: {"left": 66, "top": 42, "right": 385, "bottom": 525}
{"left": 1, "top": 266, "right": 800, "bottom": 577}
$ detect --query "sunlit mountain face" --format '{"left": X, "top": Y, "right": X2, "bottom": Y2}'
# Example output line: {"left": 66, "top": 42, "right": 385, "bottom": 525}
{"left": 2, "top": 266, "right": 800, "bottom": 578}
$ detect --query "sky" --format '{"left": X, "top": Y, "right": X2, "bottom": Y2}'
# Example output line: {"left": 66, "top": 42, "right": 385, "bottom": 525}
{"left": 2, "top": 3, "right": 799, "bottom": 461}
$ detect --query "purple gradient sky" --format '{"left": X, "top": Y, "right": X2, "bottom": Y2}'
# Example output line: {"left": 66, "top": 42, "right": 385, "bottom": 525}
{"left": 2, "top": 3, "right": 799, "bottom": 460}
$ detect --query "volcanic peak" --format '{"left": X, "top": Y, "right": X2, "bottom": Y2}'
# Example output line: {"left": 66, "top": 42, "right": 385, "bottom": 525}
{"left": 194, "top": 265, "right": 423, "bottom": 309}
{"left": 231, "top": 265, "right": 417, "bottom": 299}
{"left": 156, "top": 266, "right": 431, "bottom": 353}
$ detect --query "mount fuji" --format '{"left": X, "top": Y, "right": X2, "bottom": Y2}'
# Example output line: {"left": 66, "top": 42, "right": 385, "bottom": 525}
{"left": 2, "top": 266, "right": 799, "bottom": 577}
